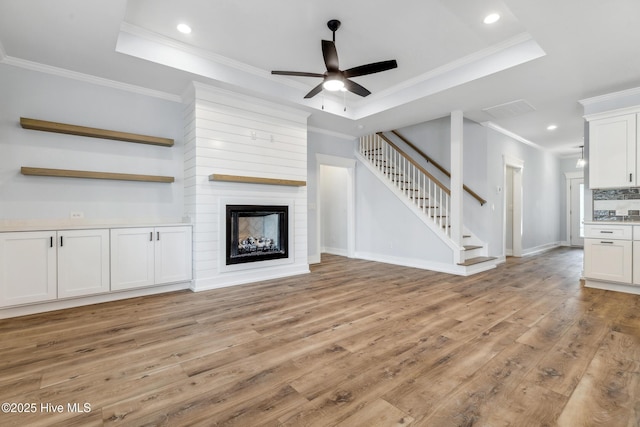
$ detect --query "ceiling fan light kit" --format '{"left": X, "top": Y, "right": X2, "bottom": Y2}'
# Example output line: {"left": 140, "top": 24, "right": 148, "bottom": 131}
{"left": 271, "top": 19, "right": 398, "bottom": 99}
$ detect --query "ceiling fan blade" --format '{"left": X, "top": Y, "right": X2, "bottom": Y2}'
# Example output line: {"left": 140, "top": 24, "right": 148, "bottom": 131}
{"left": 304, "top": 82, "right": 324, "bottom": 99}
{"left": 343, "top": 60, "right": 398, "bottom": 78}
{"left": 344, "top": 79, "right": 371, "bottom": 97}
{"left": 271, "top": 71, "right": 325, "bottom": 78}
{"left": 322, "top": 40, "right": 340, "bottom": 72}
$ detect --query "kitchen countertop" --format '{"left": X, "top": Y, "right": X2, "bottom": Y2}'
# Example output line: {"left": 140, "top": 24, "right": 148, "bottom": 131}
{"left": 0, "top": 220, "right": 192, "bottom": 233}
{"left": 585, "top": 220, "right": 640, "bottom": 225}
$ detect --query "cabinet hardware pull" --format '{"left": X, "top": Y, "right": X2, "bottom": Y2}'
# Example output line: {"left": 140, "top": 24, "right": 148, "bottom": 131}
{"left": 60, "top": 236, "right": 63, "bottom": 247}
{"left": 631, "top": 173, "right": 633, "bottom": 182}
{"left": 600, "top": 241, "right": 614, "bottom": 244}
{"left": 600, "top": 231, "right": 614, "bottom": 234}
{"left": 50, "top": 236, "right": 53, "bottom": 248}
{"left": 150, "top": 231, "right": 153, "bottom": 241}
{"left": 157, "top": 231, "right": 160, "bottom": 241}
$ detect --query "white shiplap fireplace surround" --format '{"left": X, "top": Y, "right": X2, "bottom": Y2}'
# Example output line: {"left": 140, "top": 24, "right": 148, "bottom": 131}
{"left": 183, "top": 83, "right": 310, "bottom": 291}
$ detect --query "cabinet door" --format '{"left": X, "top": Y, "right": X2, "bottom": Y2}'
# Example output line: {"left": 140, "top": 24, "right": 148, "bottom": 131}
{"left": 57, "top": 229, "right": 110, "bottom": 298}
{"left": 154, "top": 226, "right": 192, "bottom": 285}
{"left": 589, "top": 113, "right": 636, "bottom": 188}
{"left": 0, "top": 231, "right": 57, "bottom": 307}
{"left": 634, "top": 241, "right": 640, "bottom": 286}
{"left": 110, "top": 228, "right": 155, "bottom": 290}
{"left": 584, "top": 238, "right": 632, "bottom": 283}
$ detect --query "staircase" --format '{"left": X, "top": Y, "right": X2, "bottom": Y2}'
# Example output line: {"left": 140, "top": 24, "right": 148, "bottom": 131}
{"left": 357, "top": 133, "right": 498, "bottom": 275}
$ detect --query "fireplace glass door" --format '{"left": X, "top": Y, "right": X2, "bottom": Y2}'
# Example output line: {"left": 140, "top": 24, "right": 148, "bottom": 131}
{"left": 226, "top": 205, "right": 288, "bottom": 265}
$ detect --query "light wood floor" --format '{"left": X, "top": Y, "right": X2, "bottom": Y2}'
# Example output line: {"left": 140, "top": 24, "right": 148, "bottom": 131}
{"left": 1, "top": 248, "right": 639, "bottom": 426}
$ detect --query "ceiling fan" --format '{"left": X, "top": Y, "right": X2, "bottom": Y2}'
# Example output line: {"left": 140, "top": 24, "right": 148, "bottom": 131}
{"left": 271, "top": 19, "right": 398, "bottom": 99}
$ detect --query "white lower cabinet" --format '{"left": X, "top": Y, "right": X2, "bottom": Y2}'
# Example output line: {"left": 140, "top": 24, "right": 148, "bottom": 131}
{"left": 584, "top": 238, "right": 632, "bottom": 283}
{"left": 0, "top": 229, "right": 110, "bottom": 307}
{"left": 57, "top": 229, "right": 110, "bottom": 298}
{"left": 0, "top": 225, "right": 191, "bottom": 309}
{"left": 111, "top": 226, "right": 192, "bottom": 291}
{"left": 0, "top": 231, "right": 57, "bottom": 307}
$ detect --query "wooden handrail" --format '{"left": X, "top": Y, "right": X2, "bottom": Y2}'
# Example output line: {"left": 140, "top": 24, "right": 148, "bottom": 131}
{"left": 390, "top": 130, "right": 486, "bottom": 206}
{"left": 375, "top": 133, "right": 450, "bottom": 196}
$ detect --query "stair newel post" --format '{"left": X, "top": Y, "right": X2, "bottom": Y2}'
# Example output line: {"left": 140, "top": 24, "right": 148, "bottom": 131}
{"left": 450, "top": 110, "right": 464, "bottom": 261}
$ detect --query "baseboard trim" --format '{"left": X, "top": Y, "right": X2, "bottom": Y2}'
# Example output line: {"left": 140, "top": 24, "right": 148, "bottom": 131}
{"left": 522, "top": 241, "right": 562, "bottom": 257}
{"left": 0, "top": 282, "right": 192, "bottom": 319}
{"left": 192, "top": 265, "right": 310, "bottom": 291}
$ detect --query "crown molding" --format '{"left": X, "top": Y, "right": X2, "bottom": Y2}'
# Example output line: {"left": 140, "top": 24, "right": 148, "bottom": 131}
{"left": 579, "top": 86, "right": 640, "bottom": 107}
{"left": 0, "top": 54, "right": 181, "bottom": 103}
{"left": 482, "top": 121, "right": 547, "bottom": 152}
{"left": 307, "top": 126, "right": 357, "bottom": 141}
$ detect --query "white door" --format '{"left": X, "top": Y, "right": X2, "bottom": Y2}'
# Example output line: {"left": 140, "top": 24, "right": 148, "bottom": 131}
{"left": 0, "top": 231, "right": 57, "bottom": 307}
{"left": 154, "top": 226, "right": 192, "bottom": 285}
{"left": 57, "top": 229, "right": 110, "bottom": 298}
{"left": 570, "top": 178, "right": 585, "bottom": 247}
{"left": 110, "top": 228, "right": 155, "bottom": 290}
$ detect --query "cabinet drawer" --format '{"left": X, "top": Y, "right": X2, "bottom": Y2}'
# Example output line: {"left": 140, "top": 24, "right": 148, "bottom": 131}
{"left": 584, "top": 224, "right": 632, "bottom": 240}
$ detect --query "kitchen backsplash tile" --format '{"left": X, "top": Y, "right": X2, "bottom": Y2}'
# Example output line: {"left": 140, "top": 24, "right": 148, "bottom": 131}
{"left": 593, "top": 188, "right": 640, "bottom": 220}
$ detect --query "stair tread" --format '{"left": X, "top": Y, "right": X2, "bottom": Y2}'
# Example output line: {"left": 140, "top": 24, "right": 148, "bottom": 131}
{"left": 457, "top": 256, "right": 497, "bottom": 267}
{"left": 463, "top": 245, "right": 483, "bottom": 250}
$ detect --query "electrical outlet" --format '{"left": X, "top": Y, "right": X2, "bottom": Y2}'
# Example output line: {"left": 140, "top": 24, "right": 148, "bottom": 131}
{"left": 70, "top": 211, "right": 84, "bottom": 219}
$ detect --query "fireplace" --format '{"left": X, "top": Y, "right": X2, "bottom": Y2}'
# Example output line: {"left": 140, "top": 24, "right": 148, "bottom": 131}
{"left": 226, "top": 205, "right": 289, "bottom": 265}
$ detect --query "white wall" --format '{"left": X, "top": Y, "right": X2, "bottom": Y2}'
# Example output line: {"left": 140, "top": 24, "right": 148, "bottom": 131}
{"left": 0, "top": 64, "right": 185, "bottom": 224}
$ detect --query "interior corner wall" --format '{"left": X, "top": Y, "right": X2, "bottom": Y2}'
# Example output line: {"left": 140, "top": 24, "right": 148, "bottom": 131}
{"left": 0, "top": 63, "right": 185, "bottom": 223}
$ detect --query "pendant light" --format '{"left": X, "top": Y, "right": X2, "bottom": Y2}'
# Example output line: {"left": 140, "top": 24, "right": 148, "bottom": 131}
{"left": 576, "top": 146, "right": 586, "bottom": 168}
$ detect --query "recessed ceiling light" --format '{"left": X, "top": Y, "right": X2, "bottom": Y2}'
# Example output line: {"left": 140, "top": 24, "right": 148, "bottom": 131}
{"left": 177, "top": 23, "right": 192, "bottom": 34}
{"left": 483, "top": 13, "right": 501, "bottom": 24}
{"left": 547, "top": 124, "right": 558, "bottom": 131}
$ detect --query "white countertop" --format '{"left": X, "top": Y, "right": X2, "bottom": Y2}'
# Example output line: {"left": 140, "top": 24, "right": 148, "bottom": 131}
{"left": 0, "top": 220, "right": 192, "bottom": 233}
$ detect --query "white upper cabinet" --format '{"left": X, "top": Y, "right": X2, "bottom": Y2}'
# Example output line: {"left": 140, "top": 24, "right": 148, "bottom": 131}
{"left": 588, "top": 112, "right": 637, "bottom": 189}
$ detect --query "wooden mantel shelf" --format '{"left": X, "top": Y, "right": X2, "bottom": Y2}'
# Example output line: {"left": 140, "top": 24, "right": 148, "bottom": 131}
{"left": 20, "top": 117, "right": 174, "bottom": 147}
{"left": 21, "top": 167, "right": 175, "bottom": 183}
{"left": 209, "top": 174, "right": 306, "bottom": 187}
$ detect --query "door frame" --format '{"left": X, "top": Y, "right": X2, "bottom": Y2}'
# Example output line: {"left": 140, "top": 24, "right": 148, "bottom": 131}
{"left": 503, "top": 155, "right": 524, "bottom": 257}
{"left": 565, "top": 171, "right": 584, "bottom": 246}
{"left": 315, "top": 154, "right": 356, "bottom": 261}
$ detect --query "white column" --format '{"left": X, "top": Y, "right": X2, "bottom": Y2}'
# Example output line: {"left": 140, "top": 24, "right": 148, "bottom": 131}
{"left": 450, "top": 110, "right": 464, "bottom": 261}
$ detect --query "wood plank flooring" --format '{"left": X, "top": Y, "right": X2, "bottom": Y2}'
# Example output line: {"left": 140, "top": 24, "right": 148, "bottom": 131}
{"left": 1, "top": 248, "right": 639, "bottom": 426}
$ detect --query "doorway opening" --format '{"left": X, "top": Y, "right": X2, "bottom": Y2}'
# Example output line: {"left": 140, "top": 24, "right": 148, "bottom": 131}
{"left": 504, "top": 156, "right": 523, "bottom": 257}
{"left": 316, "top": 154, "right": 356, "bottom": 262}
{"left": 566, "top": 172, "right": 584, "bottom": 247}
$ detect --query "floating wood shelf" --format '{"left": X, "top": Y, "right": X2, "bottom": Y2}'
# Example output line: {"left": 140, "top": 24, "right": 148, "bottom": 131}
{"left": 20, "top": 117, "right": 174, "bottom": 147}
{"left": 21, "top": 167, "right": 174, "bottom": 183}
{"left": 209, "top": 174, "right": 306, "bottom": 187}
